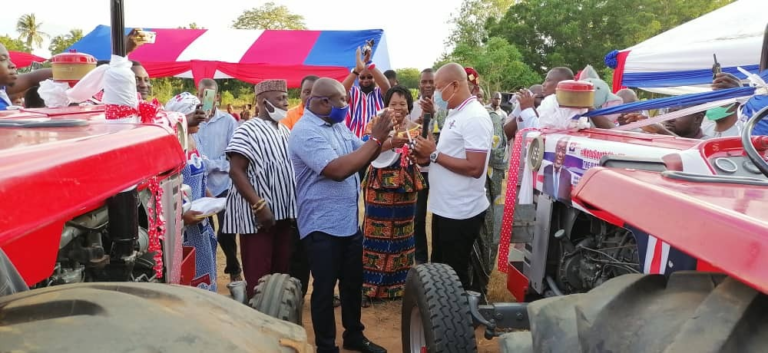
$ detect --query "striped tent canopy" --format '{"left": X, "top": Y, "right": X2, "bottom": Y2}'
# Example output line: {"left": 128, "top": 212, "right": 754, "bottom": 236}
{"left": 607, "top": 0, "right": 767, "bottom": 95}
{"left": 65, "top": 25, "right": 391, "bottom": 87}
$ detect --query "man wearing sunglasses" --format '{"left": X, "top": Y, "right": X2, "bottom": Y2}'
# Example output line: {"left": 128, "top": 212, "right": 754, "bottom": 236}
{"left": 342, "top": 46, "right": 392, "bottom": 181}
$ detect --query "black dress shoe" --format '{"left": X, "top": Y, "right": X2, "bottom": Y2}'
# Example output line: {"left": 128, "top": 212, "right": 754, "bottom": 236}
{"left": 343, "top": 338, "right": 387, "bottom": 353}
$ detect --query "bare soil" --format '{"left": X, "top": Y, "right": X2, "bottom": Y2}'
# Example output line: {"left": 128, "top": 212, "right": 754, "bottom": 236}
{"left": 212, "top": 190, "right": 510, "bottom": 352}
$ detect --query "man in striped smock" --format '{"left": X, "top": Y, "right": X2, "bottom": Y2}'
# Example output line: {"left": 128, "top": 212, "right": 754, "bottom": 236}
{"left": 341, "top": 46, "right": 392, "bottom": 181}
{"left": 222, "top": 79, "right": 297, "bottom": 299}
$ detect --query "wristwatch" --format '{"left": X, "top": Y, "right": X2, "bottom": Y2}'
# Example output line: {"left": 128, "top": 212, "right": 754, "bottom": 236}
{"left": 429, "top": 151, "right": 440, "bottom": 164}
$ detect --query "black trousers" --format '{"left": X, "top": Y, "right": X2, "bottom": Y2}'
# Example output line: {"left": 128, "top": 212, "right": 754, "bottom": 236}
{"left": 414, "top": 172, "right": 429, "bottom": 264}
{"left": 430, "top": 211, "right": 486, "bottom": 290}
{"left": 289, "top": 223, "right": 310, "bottom": 298}
{"left": 304, "top": 231, "right": 366, "bottom": 353}
{"left": 215, "top": 190, "right": 241, "bottom": 276}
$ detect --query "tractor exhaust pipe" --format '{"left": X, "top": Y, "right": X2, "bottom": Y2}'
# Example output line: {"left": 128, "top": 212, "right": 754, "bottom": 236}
{"left": 110, "top": 0, "right": 126, "bottom": 57}
{"left": 107, "top": 188, "right": 139, "bottom": 280}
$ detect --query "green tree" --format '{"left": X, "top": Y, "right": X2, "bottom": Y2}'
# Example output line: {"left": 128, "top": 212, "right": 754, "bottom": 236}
{"left": 486, "top": 0, "right": 734, "bottom": 75}
{"left": 447, "top": 37, "right": 541, "bottom": 93}
{"left": 232, "top": 2, "right": 307, "bottom": 30}
{"left": 0, "top": 34, "right": 31, "bottom": 52}
{"left": 446, "top": 0, "right": 515, "bottom": 49}
{"left": 16, "top": 13, "right": 48, "bottom": 49}
{"left": 48, "top": 29, "right": 83, "bottom": 54}
{"left": 396, "top": 68, "right": 420, "bottom": 89}
{"left": 178, "top": 23, "right": 204, "bottom": 30}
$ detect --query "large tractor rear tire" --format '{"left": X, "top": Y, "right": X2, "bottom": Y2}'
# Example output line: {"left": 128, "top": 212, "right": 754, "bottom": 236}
{"left": 0, "top": 282, "right": 311, "bottom": 353}
{"left": 250, "top": 273, "right": 303, "bottom": 325}
{"left": 500, "top": 272, "right": 768, "bottom": 353}
{"left": 401, "top": 263, "right": 477, "bottom": 353}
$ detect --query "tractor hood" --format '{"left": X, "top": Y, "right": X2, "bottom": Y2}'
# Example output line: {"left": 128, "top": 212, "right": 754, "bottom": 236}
{"left": 573, "top": 167, "right": 768, "bottom": 294}
{"left": 0, "top": 108, "right": 186, "bottom": 251}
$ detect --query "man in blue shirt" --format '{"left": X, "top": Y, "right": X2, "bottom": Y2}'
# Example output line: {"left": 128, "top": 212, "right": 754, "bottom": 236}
{"left": 289, "top": 78, "right": 391, "bottom": 353}
{"left": 192, "top": 78, "right": 242, "bottom": 281}
{"left": 0, "top": 44, "right": 52, "bottom": 110}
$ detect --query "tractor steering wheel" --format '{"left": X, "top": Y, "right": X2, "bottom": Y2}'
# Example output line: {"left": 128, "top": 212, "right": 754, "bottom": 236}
{"left": 741, "top": 105, "right": 768, "bottom": 177}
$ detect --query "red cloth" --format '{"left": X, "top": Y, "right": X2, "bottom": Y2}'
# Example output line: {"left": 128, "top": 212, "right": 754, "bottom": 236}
{"left": 612, "top": 51, "right": 631, "bottom": 93}
{"left": 8, "top": 51, "right": 46, "bottom": 68}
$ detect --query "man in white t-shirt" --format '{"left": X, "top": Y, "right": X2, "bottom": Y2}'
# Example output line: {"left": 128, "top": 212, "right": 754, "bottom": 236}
{"left": 412, "top": 63, "right": 493, "bottom": 288}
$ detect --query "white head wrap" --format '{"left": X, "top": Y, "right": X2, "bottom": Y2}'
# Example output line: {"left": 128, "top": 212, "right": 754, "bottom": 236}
{"left": 165, "top": 92, "right": 200, "bottom": 115}
{"left": 66, "top": 55, "right": 139, "bottom": 108}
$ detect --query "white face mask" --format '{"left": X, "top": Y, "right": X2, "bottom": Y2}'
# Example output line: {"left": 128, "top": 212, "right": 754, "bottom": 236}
{"left": 265, "top": 100, "right": 287, "bottom": 122}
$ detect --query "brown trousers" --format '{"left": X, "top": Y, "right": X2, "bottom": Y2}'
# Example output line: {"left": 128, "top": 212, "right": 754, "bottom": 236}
{"left": 240, "top": 219, "right": 293, "bottom": 299}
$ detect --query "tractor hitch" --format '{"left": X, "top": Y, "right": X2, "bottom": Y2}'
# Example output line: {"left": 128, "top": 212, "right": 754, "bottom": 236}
{"left": 467, "top": 291, "right": 530, "bottom": 340}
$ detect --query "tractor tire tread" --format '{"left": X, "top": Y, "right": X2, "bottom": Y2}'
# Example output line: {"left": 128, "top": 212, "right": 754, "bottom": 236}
{"left": 250, "top": 273, "right": 303, "bottom": 325}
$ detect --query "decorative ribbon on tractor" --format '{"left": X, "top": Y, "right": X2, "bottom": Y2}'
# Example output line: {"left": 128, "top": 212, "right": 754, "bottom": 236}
{"left": 146, "top": 177, "right": 166, "bottom": 279}
{"left": 498, "top": 128, "right": 540, "bottom": 273}
{"left": 105, "top": 98, "right": 162, "bottom": 123}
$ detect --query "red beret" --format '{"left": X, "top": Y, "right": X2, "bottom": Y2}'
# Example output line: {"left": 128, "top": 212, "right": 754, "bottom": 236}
{"left": 465, "top": 67, "right": 480, "bottom": 86}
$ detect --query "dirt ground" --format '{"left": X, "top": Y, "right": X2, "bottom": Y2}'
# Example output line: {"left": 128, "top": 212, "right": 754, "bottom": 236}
{"left": 212, "top": 188, "right": 512, "bottom": 352}
{"left": 214, "top": 249, "right": 502, "bottom": 352}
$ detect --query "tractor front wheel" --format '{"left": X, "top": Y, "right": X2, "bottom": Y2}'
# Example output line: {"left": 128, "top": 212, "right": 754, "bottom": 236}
{"left": 0, "top": 282, "right": 311, "bottom": 352}
{"left": 250, "top": 273, "right": 303, "bottom": 325}
{"left": 401, "top": 263, "right": 477, "bottom": 353}
{"left": 500, "top": 272, "right": 768, "bottom": 352}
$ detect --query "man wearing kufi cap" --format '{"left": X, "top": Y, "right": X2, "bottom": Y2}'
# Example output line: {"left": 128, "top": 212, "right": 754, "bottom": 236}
{"left": 221, "top": 79, "right": 298, "bottom": 300}
{"left": 465, "top": 67, "right": 481, "bottom": 95}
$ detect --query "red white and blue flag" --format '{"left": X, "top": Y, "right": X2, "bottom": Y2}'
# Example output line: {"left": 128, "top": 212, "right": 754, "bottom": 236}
{"left": 65, "top": 25, "right": 392, "bottom": 88}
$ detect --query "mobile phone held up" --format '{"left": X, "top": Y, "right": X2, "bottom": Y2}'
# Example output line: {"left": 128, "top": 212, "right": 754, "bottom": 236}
{"left": 712, "top": 54, "right": 721, "bottom": 80}
{"left": 202, "top": 89, "right": 216, "bottom": 115}
{"left": 136, "top": 30, "right": 156, "bottom": 44}
{"left": 363, "top": 39, "right": 375, "bottom": 56}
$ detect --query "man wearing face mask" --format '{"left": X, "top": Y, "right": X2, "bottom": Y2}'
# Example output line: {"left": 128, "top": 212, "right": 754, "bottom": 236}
{"left": 222, "top": 79, "right": 297, "bottom": 300}
{"left": 412, "top": 63, "right": 494, "bottom": 291}
{"left": 289, "top": 78, "right": 391, "bottom": 353}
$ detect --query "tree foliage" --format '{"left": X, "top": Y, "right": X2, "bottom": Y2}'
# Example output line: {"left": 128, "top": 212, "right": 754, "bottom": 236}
{"left": 0, "top": 35, "right": 30, "bottom": 52}
{"left": 395, "top": 68, "right": 421, "bottom": 89}
{"left": 447, "top": 37, "right": 542, "bottom": 93}
{"left": 16, "top": 13, "right": 48, "bottom": 49}
{"left": 446, "top": 0, "right": 515, "bottom": 49}
{"left": 48, "top": 29, "right": 83, "bottom": 55}
{"left": 178, "top": 23, "right": 203, "bottom": 30}
{"left": 485, "top": 0, "right": 734, "bottom": 74}
{"left": 232, "top": 2, "right": 307, "bottom": 30}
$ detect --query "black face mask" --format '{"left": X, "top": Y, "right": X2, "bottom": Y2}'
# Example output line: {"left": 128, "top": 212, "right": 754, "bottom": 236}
{"left": 360, "top": 84, "right": 375, "bottom": 94}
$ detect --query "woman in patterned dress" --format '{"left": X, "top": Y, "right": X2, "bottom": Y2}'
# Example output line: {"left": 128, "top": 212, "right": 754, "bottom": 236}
{"left": 361, "top": 86, "right": 426, "bottom": 303}
{"left": 166, "top": 92, "right": 218, "bottom": 292}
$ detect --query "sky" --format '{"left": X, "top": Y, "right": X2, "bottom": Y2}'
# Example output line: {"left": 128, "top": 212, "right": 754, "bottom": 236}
{"left": 0, "top": 0, "right": 464, "bottom": 70}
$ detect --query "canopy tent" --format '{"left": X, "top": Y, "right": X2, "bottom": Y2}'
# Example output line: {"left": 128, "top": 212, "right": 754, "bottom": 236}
{"left": 606, "top": 0, "right": 768, "bottom": 95}
{"left": 9, "top": 51, "right": 46, "bottom": 68}
{"left": 66, "top": 25, "right": 391, "bottom": 87}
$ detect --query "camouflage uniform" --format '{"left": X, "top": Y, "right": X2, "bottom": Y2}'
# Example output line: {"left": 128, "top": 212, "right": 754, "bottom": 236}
{"left": 427, "top": 109, "right": 449, "bottom": 144}
{"left": 470, "top": 109, "right": 508, "bottom": 299}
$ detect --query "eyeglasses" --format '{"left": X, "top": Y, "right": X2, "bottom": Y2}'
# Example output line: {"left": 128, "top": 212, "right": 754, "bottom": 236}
{"left": 360, "top": 76, "right": 373, "bottom": 80}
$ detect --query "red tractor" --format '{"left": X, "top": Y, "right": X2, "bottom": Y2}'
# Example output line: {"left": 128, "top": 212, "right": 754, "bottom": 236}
{"left": 0, "top": 2, "right": 309, "bottom": 351}
{"left": 401, "top": 97, "right": 768, "bottom": 351}
{"left": 0, "top": 104, "right": 312, "bottom": 353}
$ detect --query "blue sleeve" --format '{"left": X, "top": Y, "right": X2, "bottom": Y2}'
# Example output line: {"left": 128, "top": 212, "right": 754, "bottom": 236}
{"left": 290, "top": 127, "right": 340, "bottom": 175}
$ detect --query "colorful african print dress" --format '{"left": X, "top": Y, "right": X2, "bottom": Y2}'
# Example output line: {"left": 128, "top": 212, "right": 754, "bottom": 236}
{"left": 362, "top": 157, "right": 426, "bottom": 299}
{"left": 182, "top": 150, "right": 218, "bottom": 292}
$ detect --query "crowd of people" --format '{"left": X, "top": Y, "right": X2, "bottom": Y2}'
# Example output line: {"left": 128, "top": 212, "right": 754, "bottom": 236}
{"left": 0, "top": 29, "right": 754, "bottom": 352}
